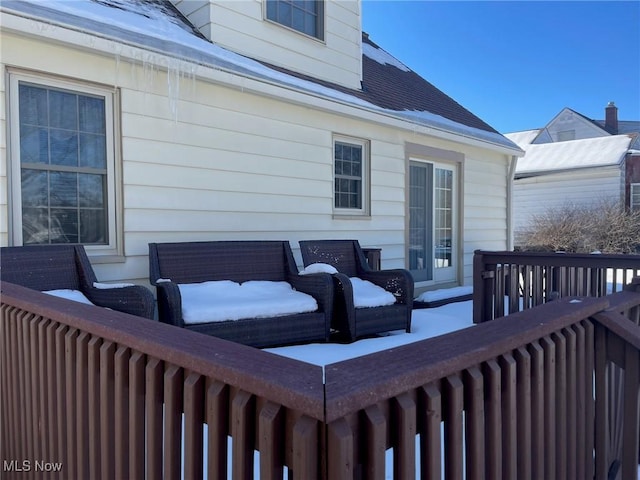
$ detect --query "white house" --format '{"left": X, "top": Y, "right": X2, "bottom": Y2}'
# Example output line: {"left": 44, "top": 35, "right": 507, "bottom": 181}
{"left": 0, "top": 0, "right": 522, "bottom": 292}
{"left": 506, "top": 103, "right": 640, "bottom": 245}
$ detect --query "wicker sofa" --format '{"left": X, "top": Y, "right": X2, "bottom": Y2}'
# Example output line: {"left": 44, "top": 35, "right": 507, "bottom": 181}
{"left": 148, "top": 240, "right": 334, "bottom": 348}
{"left": 0, "top": 245, "right": 155, "bottom": 319}
{"left": 299, "top": 239, "right": 413, "bottom": 342}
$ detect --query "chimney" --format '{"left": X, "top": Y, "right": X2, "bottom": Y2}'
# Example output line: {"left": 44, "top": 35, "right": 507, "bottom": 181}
{"left": 605, "top": 101, "right": 618, "bottom": 134}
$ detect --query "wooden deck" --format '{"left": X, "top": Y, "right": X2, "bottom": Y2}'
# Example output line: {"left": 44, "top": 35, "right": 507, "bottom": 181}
{"left": 1, "top": 252, "right": 640, "bottom": 479}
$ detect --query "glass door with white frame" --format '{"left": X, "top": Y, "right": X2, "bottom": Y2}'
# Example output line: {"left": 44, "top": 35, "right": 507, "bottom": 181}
{"left": 409, "top": 161, "right": 457, "bottom": 283}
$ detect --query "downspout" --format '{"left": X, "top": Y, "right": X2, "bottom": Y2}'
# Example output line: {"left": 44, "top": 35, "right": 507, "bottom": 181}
{"left": 507, "top": 155, "right": 518, "bottom": 250}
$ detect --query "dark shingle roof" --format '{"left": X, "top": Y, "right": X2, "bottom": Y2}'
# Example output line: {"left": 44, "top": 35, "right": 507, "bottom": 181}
{"left": 359, "top": 35, "right": 498, "bottom": 134}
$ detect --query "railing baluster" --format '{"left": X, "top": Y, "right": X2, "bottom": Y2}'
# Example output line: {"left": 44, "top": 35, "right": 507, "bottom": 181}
{"left": 540, "top": 336, "right": 556, "bottom": 480}
{"left": 99, "top": 340, "right": 115, "bottom": 480}
{"left": 54, "top": 324, "right": 68, "bottom": 478}
{"left": 146, "top": 358, "right": 164, "bottom": 480}
{"left": 444, "top": 374, "right": 464, "bottom": 480}
{"left": 184, "top": 372, "right": 205, "bottom": 480}
{"left": 573, "top": 323, "right": 587, "bottom": 480}
{"left": 528, "top": 341, "right": 544, "bottom": 480}
{"left": 553, "top": 331, "right": 567, "bottom": 479}
{"left": 27, "top": 317, "right": 39, "bottom": 479}
{"left": 258, "top": 401, "right": 285, "bottom": 480}
{"left": 291, "top": 416, "right": 318, "bottom": 480}
{"left": 64, "top": 328, "right": 78, "bottom": 480}
{"left": 363, "top": 403, "right": 386, "bottom": 479}
{"left": 76, "top": 332, "right": 91, "bottom": 480}
{"left": 129, "top": 351, "right": 146, "bottom": 480}
{"left": 393, "top": 392, "right": 416, "bottom": 480}
{"left": 515, "top": 347, "right": 532, "bottom": 480}
{"left": 164, "top": 365, "right": 184, "bottom": 480}
{"left": 499, "top": 354, "right": 517, "bottom": 479}
{"left": 206, "top": 380, "right": 229, "bottom": 480}
{"left": 87, "top": 336, "right": 102, "bottom": 479}
{"left": 482, "top": 360, "right": 501, "bottom": 479}
{"left": 622, "top": 343, "right": 640, "bottom": 480}
{"left": 231, "top": 389, "right": 255, "bottom": 479}
{"left": 114, "top": 346, "right": 131, "bottom": 479}
{"left": 327, "top": 417, "right": 353, "bottom": 480}
{"left": 37, "top": 319, "right": 50, "bottom": 470}
{"left": 463, "top": 367, "right": 484, "bottom": 480}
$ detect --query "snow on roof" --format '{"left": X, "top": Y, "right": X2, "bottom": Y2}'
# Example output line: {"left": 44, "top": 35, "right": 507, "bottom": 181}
{"left": 362, "top": 41, "right": 410, "bottom": 72}
{"left": 2, "top": 0, "right": 520, "bottom": 152}
{"left": 505, "top": 129, "right": 541, "bottom": 148}
{"left": 514, "top": 134, "right": 633, "bottom": 175}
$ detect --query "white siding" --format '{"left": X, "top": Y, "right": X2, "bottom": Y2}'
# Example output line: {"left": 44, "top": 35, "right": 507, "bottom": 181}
{"left": 172, "top": 0, "right": 363, "bottom": 90}
{"left": 0, "top": 27, "right": 512, "bottom": 288}
{"left": 534, "top": 107, "right": 607, "bottom": 143}
{"left": 513, "top": 166, "right": 623, "bottom": 244}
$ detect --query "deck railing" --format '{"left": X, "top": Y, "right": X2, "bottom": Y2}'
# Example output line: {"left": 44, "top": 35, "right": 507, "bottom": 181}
{"left": 2, "top": 279, "right": 640, "bottom": 479}
{"left": 473, "top": 249, "right": 640, "bottom": 324}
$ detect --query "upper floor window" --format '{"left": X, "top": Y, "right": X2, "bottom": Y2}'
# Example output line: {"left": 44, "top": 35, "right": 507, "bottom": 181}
{"left": 557, "top": 130, "right": 575, "bottom": 142}
{"left": 8, "top": 70, "right": 120, "bottom": 255}
{"left": 333, "top": 136, "right": 369, "bottom": 215}
{"left": 266, "top": 0, "right": 324, "bottom": 40}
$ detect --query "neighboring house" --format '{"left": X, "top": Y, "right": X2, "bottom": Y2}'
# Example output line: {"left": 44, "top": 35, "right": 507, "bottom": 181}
{"left": 506, "top": 103, "right": 640, "bottom": 245}
{"left": 0, "top": 0, "right": 522, "bottom": 292}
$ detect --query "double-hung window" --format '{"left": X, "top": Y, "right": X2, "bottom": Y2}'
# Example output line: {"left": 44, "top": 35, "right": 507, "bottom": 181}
{"left": 8, "top": 70, "right": 119, "bottom": 255}
{"left": 333, "top": 136, "right": 369, "bottom": 215}
{"left": 265, "top": 0, "right": 324, "bottom": 40}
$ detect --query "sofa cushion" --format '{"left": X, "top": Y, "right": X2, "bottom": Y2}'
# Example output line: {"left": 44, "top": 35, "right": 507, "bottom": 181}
{"left": 44, "top": 289, "right": 94, "bottom": 305}
{"left": 350, "top": 278, "right": 396, "bottom": 308}
{"left": 178, "top": 280, "right": 318, "bottom": 324}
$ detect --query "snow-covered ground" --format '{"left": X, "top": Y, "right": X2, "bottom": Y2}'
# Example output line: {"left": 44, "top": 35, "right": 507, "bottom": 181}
{"left": 265, "top": 299, "right": 473, "bottom": 366}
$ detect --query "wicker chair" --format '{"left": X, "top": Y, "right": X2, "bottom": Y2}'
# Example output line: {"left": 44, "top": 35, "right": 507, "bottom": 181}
{"left": 299, "top": 239, "right": 413, "bottom": 342}
{"left": 148, "top": 240, "right": 334, "bottom": 348}
{"left": 0, "top": 245, "right": 155, "bottom": 319}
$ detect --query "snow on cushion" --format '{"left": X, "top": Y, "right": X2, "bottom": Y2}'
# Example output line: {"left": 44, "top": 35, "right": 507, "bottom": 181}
{"left": 178, "top": 280, "right": 318, "bottom": 324}
{"left": 299, "top": 263, "right": 338, "bottom": 275}
{"left": 43, "top": 289, "right": 94, "bottom": 305}
{"left": 349, "top": 277, "right": 396, "bottom": 308}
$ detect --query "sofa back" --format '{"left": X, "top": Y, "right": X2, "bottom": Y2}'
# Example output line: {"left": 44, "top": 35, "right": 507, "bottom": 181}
{"left": 299, "top": 240, "right": 367, "bottom": 277}
{"left": 0, "top": 245, "right": 85, "bottom": 291}
{"left": 149, "top": 241, "right": 296, "bottom": 285}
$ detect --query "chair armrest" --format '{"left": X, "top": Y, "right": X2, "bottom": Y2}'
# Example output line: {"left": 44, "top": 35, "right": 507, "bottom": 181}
{"left": 84, "top": 285, "right": 155, "bottom": 319}
{"left": 331, "top": 272, "right": 357, "bottom": 342}
{"left": 287, "top": 272, "right": 334, "bottom": 314}
{"left": 154, "top": 282, "right": 185, "bottom": 327}
{"left": 359, "top": 269, "right": 414, "bottom": 306}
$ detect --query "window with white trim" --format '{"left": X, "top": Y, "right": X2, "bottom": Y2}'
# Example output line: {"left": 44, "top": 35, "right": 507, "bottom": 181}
{"left": 8, "top": 71, "right": 120, "bottom": 254}
{"left": 265, "top": 0, "right": 324, "bottom": 40}
{"left": 632, "top": 183, "right": 640, "bottom": 211}
{"left": 333, "top": 136, "right": 369, "bottom": 215}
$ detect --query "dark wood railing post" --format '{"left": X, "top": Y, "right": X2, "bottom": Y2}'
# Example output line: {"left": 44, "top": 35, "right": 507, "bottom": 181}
{"left": 473, "top": 250, "right": 496, "bottom": 324}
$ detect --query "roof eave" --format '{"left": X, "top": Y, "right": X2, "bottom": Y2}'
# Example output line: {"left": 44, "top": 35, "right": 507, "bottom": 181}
{"left": 1, "top": 4, "right": 523, "bottom": 155}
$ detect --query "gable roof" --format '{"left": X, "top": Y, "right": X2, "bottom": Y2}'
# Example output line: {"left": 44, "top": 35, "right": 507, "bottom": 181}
{"left": 506, "top": 132, "right": 635, "bottom": 176}
{"left": 1, "top": 0, "right": 521, "bottom": 153}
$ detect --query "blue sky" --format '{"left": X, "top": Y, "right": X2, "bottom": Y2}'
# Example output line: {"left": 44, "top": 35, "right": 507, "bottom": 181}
{"left": 361, "top": 1, "right": 640, "bottom": 133}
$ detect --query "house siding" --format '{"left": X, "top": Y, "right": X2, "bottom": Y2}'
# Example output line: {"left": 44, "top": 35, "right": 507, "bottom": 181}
{"left": 533, "top": 107, "right": 607, "bottom": 143}
{"left": 0, "top": 21, "right": 511, "bottom": 288}
{"left": 171, "top": 0, "right": 363, "bottom": 90}
{"left": 513, "top": 165, "right": 623, "bottom": 245}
